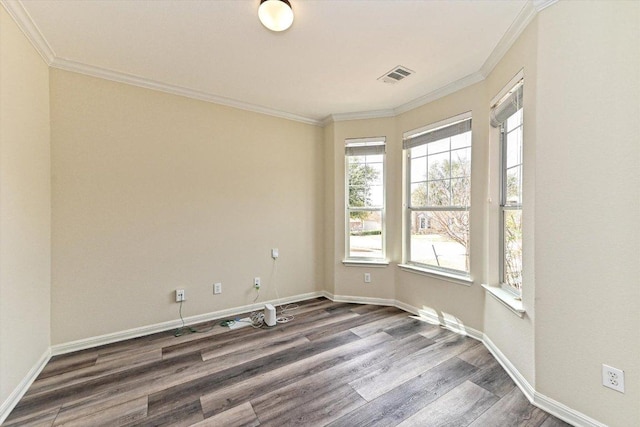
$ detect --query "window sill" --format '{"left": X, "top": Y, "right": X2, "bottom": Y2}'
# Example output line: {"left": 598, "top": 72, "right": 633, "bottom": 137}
{"left": 398, "top": 264, "right": 473, "bottom": 287}
{"left": 482, "top": 284, "right": 525, "bottom": 318}
{"left": 342, "top": 259, "right": 389, "bottom": 267}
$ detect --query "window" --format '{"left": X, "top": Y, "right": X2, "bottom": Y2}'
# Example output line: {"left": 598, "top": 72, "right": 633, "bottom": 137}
{"left": 403, "top": 115, "right": 472, "bottom": 276}
{"left": 345, "top": 137, "right": 385, "bottom": 261}
{"left": 492, "top": 81, "right": 523, "bottom": 294}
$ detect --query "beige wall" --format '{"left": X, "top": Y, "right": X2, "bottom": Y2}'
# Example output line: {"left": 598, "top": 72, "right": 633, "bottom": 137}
{"left": 0, "top": 6, "right": 51, "bottom": 405}
{"left": 534, "top": 2, "right": 640, "bottom": 425}
{"left": 50, "top": 70, "right": 324, "bottom": 344}
{"left": 2, "top": 1, "right": 639, "bottom": 425}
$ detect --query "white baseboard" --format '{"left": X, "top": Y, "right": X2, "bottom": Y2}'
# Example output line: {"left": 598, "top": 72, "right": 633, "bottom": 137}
{"left": 326, "top": 293, "right": 484, "bottom": 341}
{"left": 532, "top": 390, "right": 606, "bottom": 427}
{"left": 4, "top": 291, "right": 605, "bottom": 427}
{"left": 330, "top": 292, "right": 602, "bottom": 427}
{"left": 482, "top": 335, "right": 536, "bottom": 402}
{"left": 0, "top": 348, "right": 51, "bottom": 424}
{"left": 329, "top": 293, "right": 397, "bottom": 308}
{"left": 51, "top": 291, "right": 325, "bottom": 356}
{"left": 483, "top": 335, "right": 606, "bottom": 427}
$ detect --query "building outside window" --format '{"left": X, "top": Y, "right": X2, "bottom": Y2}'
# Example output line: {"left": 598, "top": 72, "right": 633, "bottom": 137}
{"left": 345, "top": 137, "right": 385, "bottom": 261}
{"left": 403, "top": 114, "right": 472, "bottom": 276}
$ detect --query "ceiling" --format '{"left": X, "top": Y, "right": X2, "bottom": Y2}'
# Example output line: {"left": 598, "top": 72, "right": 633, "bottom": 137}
{"left": 7, "top": 0, "right": 551, "bottom": 125}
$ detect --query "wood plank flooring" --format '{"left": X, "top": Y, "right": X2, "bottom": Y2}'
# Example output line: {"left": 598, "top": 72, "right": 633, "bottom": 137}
{"left": 3, "top": 298, "right": 571, "bottom": 427}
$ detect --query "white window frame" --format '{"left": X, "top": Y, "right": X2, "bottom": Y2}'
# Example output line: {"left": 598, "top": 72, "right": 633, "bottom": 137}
{"left": 402, "top": 112, "right": 472, "bottom": 279}
{"left": 495, "top": 81, "right": 524, "bottom": 296}
{"left": 344, "top": 137, "right": 386, "bottom": 263}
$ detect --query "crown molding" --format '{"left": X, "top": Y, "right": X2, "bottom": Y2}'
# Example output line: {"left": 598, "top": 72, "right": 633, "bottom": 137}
{"left": 394, "top": 71, "right": 485, "bottom": 116}
{"left": 532, "top": 0, "right": 559, "bottom": 12}
{"left": 3, "top": 0, "right": 557, "bottom": 128}
{"left": 51, "top": 57, "right": 323, "bottom": 126}
{"left": 480, "top": 0, "right": 537, "bottom": 78}
{"left": 1, "top": 0, "right": 55, "bottom": 64}
{"left": 324, "top": 0, "right": 556, "bottom": 124}
{"left": 480, "top": 0, "right": 557, "bottom": 78}
{"left": 324, "top": 109, "right": 396, "bottom": 125}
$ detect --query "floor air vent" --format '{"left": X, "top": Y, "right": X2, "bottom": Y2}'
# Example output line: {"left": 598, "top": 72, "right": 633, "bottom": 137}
{"left": 378, "top": 65, "right": 414, "bottom": 84}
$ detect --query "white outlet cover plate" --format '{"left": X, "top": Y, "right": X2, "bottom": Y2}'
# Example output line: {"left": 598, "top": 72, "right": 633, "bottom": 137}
{"left": 602, "top": 364, "right": 625, "bottom": 393}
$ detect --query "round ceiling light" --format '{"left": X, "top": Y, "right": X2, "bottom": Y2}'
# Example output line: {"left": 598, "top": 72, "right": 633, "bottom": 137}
{"left": 258, "top": 0, "right": 294, "bottom": 32}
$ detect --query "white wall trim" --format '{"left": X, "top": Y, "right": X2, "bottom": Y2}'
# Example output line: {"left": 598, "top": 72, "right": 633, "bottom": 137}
{"left": 0, "top": 0, "right": 322, "bottom": 127}
{"left": 483, "top": 334, "right": 536, "bottom": 401}
{"left": 329, "top": 0, "right": 558, "bottom": 122}
{"left": 532, "top": 0, "right": 559, "bottom": 13}
{"left": 3, "top": 293, "right": 605, "bottom": 427}
{"left": 479, "top": 1, "right": 537, "bottom": 78}
{"left": 0, "top": 0, "right": 55, "bottom": 64}
{"left": 329, "top": 293, "right": 397, "bottom": 308}
{"left": 3, "top": 0, "right": 558, "bottom": 128}
{"left": 533, "top": 390, "right": 607, "bottom": 427}
{"left": 326, "top": 293, "right": 484, "bottom": 342}
{"left": 50, "top": 58, "right": 323, "bottom": 127}
{"left": 324, "top": 109, "right": 396, "bottom": 125}
{"left": 51, "top": 291, "right": 325, "bottom": 356}
{"left": 394, "top": 71, "right": 485, "bottom": 116}
{"left": 0, "top": 348, "right": 51, "bottom": 424}
{"left": 483, "top": 334, "right": 606, "bottom": 427}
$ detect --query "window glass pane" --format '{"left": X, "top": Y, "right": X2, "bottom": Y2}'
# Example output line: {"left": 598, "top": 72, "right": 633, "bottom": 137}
{"left": 500, "top": 93, "right": 523, "bottom": 293}
{"left": 506, "top": 166, "right": 522, "bottom": 205}
{"left": 506, "top": 128, "right": 522, "bottom": 168}
{"left": 427, "top": 138, "right": 450, "bottom": 155}
{"left": 348, "top": 186, "right": 365, "bottom": 208}
{"left": 428, "top": 179, "right": 451, "bottom": 206}
{"left": 411, "top": 144, "right": 427, "bottom": 158}
{"left": 506, "top": 108, "right": 523, "bottom": 132}
{"left": 367, "top": 185, "right": 383, "bottom": 208}
{"left": 451, "top": 131, "right": 471, "bottom": 150}
{"left": 427, "top": 152, "right": 449, "bottom": 180}
{"left": 450, "top": 147, "right": 471, "bottom": 178}
{"left": 411, "top": 157, "right": 427, "bottom": 183}
{"left": 411, "top": 182, "right": 427, "bottom": 207}
{"left": 348, "top": 157, "right": 383, "bottom": 208}
{"left": 349, "top": 211, "right": 382, "bottom": 258}
{"left": 451, "top": 177, "right": 470, "bottom": 206}
{"left": 365, "top": 154, "right": 384, "bottom": 164}
{"left": 368, "top": 163, "right": 384, "bottom": 186}
{"left": 503, "top": 209, "right": 522, "bottom": 292}
{"left": 409, "top": 211, "right": 469, "bottom": 272}
{"left": 404, "top": 118, "right": 471, "bottom": 275}
{"left": 349, "top": 155, "right": 364, "bottom": 165}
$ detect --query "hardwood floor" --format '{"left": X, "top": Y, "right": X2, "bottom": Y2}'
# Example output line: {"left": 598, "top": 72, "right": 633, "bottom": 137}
{"left": 3, "top": 298, "right": 571, "bottom": 426}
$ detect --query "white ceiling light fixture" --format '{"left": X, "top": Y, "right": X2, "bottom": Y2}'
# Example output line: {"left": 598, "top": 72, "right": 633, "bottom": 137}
{"left": 258, "top": 0, "right": 294, "bottom": 32}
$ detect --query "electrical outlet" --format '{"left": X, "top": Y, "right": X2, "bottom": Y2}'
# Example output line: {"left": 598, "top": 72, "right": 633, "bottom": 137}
{"left": 254, "top": 277, "right": 261, "bottom": 289}
{"left": 602, "top": 364, "right": 625, "bottom": 393}
{"left": 364, "top": 273, "right": 371, "bottom": 283}
{"left": 176, "top": 289, "right": 185, "bottom": 302}
{"left": 271, "top": 248, "right": 279, "bottom": 259}
{"left": 214, "top": 282, "right": 222, "bottom": 295}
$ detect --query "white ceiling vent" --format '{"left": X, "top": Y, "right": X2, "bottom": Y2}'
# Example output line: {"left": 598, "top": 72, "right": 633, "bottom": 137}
{"left": 378, "top": 66, "right": 414, "bottom": 84}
